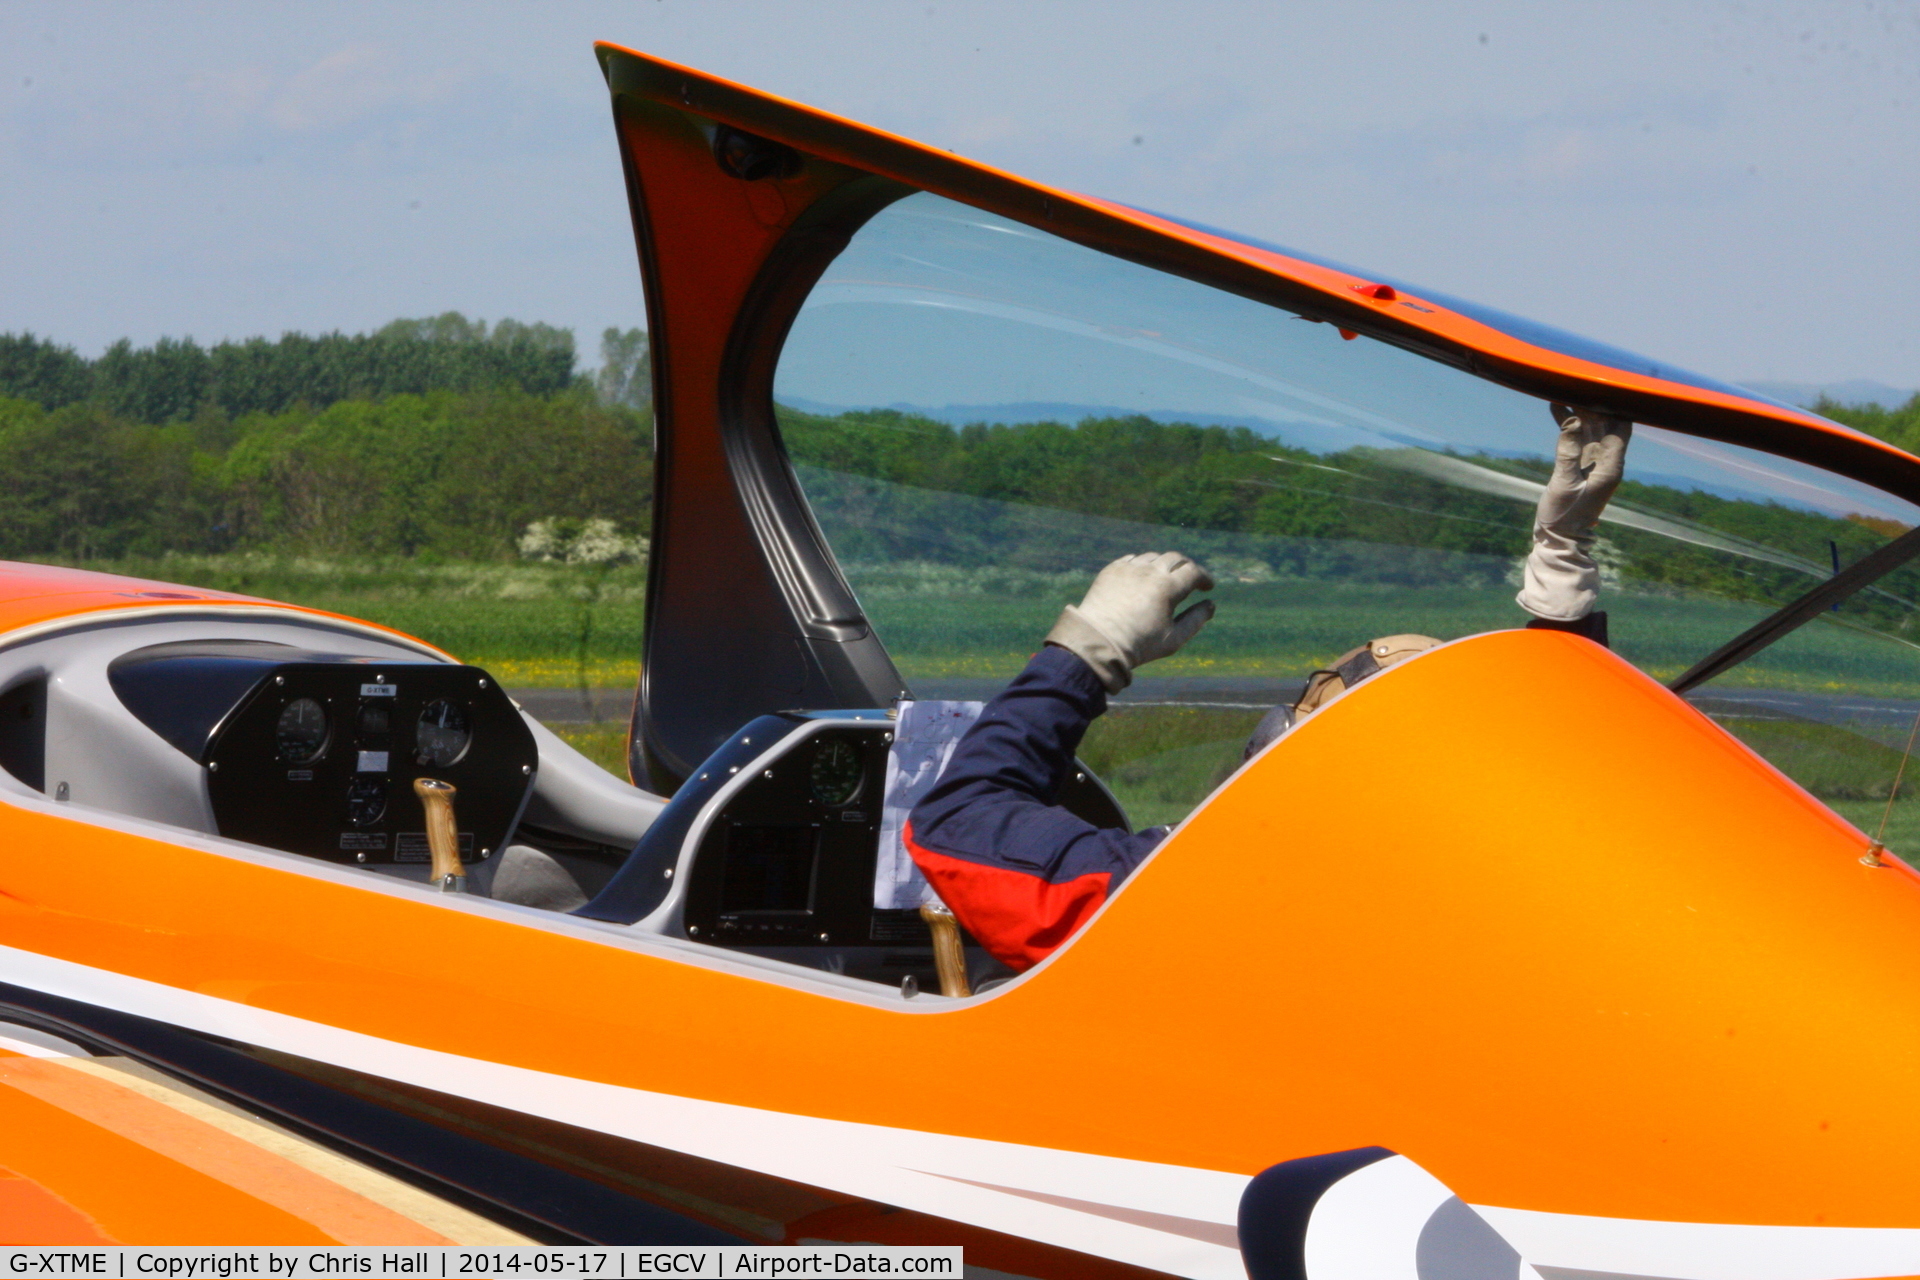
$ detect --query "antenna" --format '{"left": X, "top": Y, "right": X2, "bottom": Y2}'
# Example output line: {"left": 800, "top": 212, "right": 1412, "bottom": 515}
{"left": 1865, "top": 706, "right": 1920, "bottom": 868}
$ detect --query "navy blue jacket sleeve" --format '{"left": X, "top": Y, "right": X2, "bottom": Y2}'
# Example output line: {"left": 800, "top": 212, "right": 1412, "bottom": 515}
{"left": 904, "top": 644, "right": 1166, "bottom": 971}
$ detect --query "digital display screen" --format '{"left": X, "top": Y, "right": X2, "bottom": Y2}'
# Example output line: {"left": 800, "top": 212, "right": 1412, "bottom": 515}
{"left": 719, "top": 825, "right": 818, "bottom": 914}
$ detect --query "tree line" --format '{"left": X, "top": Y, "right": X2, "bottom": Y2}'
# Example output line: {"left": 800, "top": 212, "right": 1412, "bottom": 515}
{"left": 0, "top": 388, "right": 653, "bottom": 562}
{"left": 778, "top": 403, "right": 1920, "bottom": 626}
{"left": 0, "top": 313, "right": 655, "bottom": 424}
{"left": 0, "top": 316, "right": 655, "bottom": 561}
{"left": 2, "top": 307, "right": 1912, "bottom": 627}
{"left": 1817, "top": 393, "right": 1920, "bottom": 457}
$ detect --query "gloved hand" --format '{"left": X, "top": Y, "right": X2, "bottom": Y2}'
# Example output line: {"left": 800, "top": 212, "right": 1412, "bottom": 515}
{"left": 1046, "top": 552, "right": 1216, "bottom": 693}
{"left": 1516, "top": 403, "right": 1632, "bottom": 621}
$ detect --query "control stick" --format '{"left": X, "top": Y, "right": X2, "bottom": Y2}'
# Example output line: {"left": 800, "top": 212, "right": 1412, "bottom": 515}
{"left": 919, "top": 900, "right": 971, "bottom": 998}
{"left": 413, "top": 777, "right": 466, "bottom": 893}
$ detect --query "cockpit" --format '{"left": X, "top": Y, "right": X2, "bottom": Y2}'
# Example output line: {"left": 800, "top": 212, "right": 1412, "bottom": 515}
{"left": 5, "top": 168, "right": 1920, "bottom": 1008}
{"left": 0, "top": 611, "right": 1064, "bottom": 998}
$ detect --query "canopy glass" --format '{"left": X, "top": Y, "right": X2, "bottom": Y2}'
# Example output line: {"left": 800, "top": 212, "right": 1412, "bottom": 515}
{"left": 774, "top": 194, "right": 1920, "bottom": 840}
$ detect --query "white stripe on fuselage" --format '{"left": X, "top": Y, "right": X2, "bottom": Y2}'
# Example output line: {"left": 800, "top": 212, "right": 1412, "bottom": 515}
{"left": 8, "top": 945, "right": 1920, "bottom": 1280}
{"left": 0, "top": 944, "right": 1243, "bottom": 1278}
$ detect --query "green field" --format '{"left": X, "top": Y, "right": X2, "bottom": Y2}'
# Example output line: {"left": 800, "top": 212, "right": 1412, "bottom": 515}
{"left": 1079, "top": 704, "right": 1920, "bottom": 846}
{"left": 66, "top": 553, "right": 650, "bottom": 687}
{"left": 1826, "top": 799, "right": 1920, "bottom": 859}
{"left": 68, "top": 552, "right": 1920, "bottom": 697}
{"left": 1082, "top": 705, "right": 1920, "bottom": 843}
{"left": 1080, "top": 706, "right": 1266, "bottom": 829}
{"left": 1702, "top": 715, "right": 1920, "bottom": 858}
{"left": 862, "top": 570, "right": 1920, "bottom": 700}
{"left": 49, "top": 552, "right": 1920, "bottom": 852}
{"left": 547, "top": 724, "right": 632, "bottom": 777}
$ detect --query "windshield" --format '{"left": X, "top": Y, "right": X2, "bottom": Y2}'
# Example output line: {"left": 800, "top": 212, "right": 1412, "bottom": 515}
{"left": 774, "top": 193, "right": 1920, "bottom": 841}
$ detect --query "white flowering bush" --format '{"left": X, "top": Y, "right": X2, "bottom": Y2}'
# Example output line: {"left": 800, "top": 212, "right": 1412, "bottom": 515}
{"left": 516, "top": 518, "right": 649, "bottom": 707}
{"left": 1205, "top": 555, "right": 1277, "bottom": 585}
{"left": 518, "top": 518, "right": 648, "bottom": 567}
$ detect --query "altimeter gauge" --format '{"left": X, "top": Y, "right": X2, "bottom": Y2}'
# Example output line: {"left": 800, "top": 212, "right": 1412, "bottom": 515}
{"left": 415, "top": 699, "right": 473, "bottom": 768}
{"left": 274, "top": 698, "right": 329, "bottom": 763}
{"left": 809, "top": 738, "right": 864, "bottom": 807}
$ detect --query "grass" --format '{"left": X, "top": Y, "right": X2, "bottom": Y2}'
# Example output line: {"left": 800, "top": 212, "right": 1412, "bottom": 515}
{"left": 1708, "top": 713, "right": 1920, "bottom": 859}
{"left": 1826, "top": 799, "right": 1920, "bottom": 861}
{"left": 863, "top": 572, "right": 1920, "bottom": 699}
{"left": 547, "top": 705, "right": 1264, "bottom": 830}
{"left": 64, "top": 552, "right": 1920, "bottom": 699}
{"left": 1080, "top": 701, "right": 1920, "bottom": 843}
{"left": 53, "top": 553, "right": 646, "bottom": 688}
{"left": 547, "top": 704, "right": 1920, "bottom": 859}
{"left": 542, "top": 699, "right": 1265, "bottom": 829}
{"left": 548, "top": 724, "right": 632, "bottom": 779}
{"left": 1710, "top": 716, "right": 1916, "bottom": 801}
{"left": 1080, "top": 705, "right": 1266, "bottom": 829}
{"left": 41, "top": 553, "right": 1920, "bottom": 844}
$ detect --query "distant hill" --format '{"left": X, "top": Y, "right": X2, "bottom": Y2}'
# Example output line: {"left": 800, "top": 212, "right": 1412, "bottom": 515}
{"left": 777, "top": 397, "right": 1275, "bottom": 430}
{"left": 1744, "top": 380, "right": 1917, "bottom": 411}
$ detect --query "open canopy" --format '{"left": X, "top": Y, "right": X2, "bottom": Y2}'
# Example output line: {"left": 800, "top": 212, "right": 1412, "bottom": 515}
{"left": 595, "top": 42, "right": 1920, "bottom": 793}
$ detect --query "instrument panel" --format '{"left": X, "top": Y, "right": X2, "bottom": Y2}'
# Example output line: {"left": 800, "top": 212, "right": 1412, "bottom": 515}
{"left": 673, "top": 718, "right": 1125, "bottom": 982}
{"left": 681, "top": 728, "right": 890, "bottom": 947}
{"left": 210, "top": 663, "right": 534, "bottom": 866}
{"left": 110, "top": 642, "right": 536, "bottom": 866}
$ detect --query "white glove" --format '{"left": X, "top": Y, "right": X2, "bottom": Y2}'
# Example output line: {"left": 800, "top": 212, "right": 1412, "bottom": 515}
{"left": 1046, "top": 552, "right": 1216, "bottom": 693}
{"left": 1516, "top": 403, "right": 1632, "bottom": 621}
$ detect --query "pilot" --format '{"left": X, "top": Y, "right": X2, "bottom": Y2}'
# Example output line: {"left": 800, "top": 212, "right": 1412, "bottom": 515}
{"left": 905, "top": 404, "right": 1631, "bottom": 974}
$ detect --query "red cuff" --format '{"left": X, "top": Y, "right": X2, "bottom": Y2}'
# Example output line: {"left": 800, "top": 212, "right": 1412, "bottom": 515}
{"left": 904, "top": 820, "right": 1110, "bottom": 972}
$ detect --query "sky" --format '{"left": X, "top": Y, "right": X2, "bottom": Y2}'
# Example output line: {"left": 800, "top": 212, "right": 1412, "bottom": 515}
{"left": 2, "top": 1, "right": 1915, "bottom": 391}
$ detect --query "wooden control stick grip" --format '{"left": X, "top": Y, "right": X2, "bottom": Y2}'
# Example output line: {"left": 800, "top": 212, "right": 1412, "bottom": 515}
{"left": 919, "top": 900, "right": 971, "bottom": 998}
{"left": 413, "top": 778, "right": 465, "bottom": 892}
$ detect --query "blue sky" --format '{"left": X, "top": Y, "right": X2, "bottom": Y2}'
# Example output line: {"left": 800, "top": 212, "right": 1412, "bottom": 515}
{"left": 2, "top": 1, "right": 1914, "bottom": 388}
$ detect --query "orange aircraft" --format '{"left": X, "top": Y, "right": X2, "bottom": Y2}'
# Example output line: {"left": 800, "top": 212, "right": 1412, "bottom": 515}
{"left": 4, "top": 42, "right": 1920, "bottom": 1279}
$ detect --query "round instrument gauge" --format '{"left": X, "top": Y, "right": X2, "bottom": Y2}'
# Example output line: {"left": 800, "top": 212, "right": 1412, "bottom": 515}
{"left": 346, "top": 775, "right": 387, "bottom": 827}
{"left": 415, "top": 699, "right": 472, "bottom": 768}
{"left": 274, "top": 698, "right": 328, "bottom": 763}
{"left": 355, "top": 700, "right": 391, "bottom": 735}
{"left": 809, "top": 738, "right": 863, "bottom": 807}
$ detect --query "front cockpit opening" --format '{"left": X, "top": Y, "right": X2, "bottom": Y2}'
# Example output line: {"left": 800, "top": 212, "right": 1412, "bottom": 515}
{"left": 575, "top": 713, "right": 1033, "bottom": 996}
{"left": 0, "top": 676, "right": 48, "bottom": 794}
